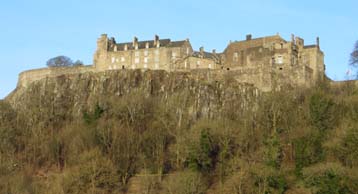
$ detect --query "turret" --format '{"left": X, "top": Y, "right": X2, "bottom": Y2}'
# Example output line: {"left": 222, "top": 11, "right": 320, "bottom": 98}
{"left": 94, "top": 34, "right": 109, "bottom": 70}
{"left": 97, "top": 34, "right": 108, "bottom": 51}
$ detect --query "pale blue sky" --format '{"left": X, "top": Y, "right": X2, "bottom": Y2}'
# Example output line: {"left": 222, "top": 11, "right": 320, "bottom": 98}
{"left": 1, "top": 0, "right": 357, "bottom": 98}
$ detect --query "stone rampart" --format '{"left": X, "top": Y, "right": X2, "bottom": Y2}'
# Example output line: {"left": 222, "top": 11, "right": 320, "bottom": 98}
{"left": 18, "top": 65, "right": 95, "bottom": 87}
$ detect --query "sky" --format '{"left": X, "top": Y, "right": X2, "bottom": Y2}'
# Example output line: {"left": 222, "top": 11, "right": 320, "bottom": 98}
{"left": 0, "top": 0, "right": 357, "bottom": 99}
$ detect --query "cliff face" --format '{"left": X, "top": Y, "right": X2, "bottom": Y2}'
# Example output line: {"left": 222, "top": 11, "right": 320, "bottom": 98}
{"left": 3, "top": 68, "right": 358, "bottom": 194}
{"left": 7, "top": 69, "right": 260, "bottom": 127}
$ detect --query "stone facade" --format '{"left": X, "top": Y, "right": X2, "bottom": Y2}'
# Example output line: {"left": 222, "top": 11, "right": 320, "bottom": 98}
{"left": 18, "top": 33, "right": 325, "bottom": 91}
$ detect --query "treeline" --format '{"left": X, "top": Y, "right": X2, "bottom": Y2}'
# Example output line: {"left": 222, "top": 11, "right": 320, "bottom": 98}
{"left": 0, "top": 80, "right": 357, "bottom": 194}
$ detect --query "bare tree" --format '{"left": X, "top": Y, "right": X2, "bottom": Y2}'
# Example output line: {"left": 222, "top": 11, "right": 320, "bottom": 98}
{"left": 350, "top": 41, "right": 358, "bottom": 67}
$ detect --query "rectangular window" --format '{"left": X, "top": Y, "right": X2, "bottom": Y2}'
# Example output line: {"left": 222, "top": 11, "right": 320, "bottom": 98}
{"left": 276, "top": 56, "right": 283, "bottom": 64}
{"left": 233, "top": 52, "right": 239, "bottom": 62}
{"left": 135, "top": 58, "right": 140, "bottom": 64}
{"left": 144, "top": 63, "right": 148, "bottom": 68}
{"left": 111, "top": 57, "right": 115, "bottom": 63}
{"left": 144, "top": 51, "right": 149, "bottom": 56}
{"left": 121, "top": 57, "right": 125, "bottom": 62}
{"left": 135, "top": 52, "right": 140, "bottom": 57}
{"left": 144, "top": 57, "right": 148, "bottom": 63}
{"left": 155, "top": 63, "right": 159, "bottom": 69}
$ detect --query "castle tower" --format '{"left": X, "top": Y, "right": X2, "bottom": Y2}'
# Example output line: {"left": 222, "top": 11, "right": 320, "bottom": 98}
{"left": 93, "top": 34, "right": 109, "bottom": 70}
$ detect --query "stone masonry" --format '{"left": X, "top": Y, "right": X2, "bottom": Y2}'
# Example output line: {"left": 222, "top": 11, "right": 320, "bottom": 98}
{"left": 18, "top": 33, "right": 325, "bottom": 91}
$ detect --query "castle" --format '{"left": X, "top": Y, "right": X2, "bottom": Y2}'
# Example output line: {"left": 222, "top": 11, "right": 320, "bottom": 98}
{"left": 18, "top": 33, "right": 325, "bottom": 91}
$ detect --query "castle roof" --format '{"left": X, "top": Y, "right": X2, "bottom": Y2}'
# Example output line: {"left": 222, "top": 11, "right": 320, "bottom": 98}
{"left": 191, "top": 51, "right": 217, "bottom": 59}
{"left": 108, "top": 39, "right": 188, "bottom": 51}
{"left": 223, "top": 34, "right": 286, "bottom": 53}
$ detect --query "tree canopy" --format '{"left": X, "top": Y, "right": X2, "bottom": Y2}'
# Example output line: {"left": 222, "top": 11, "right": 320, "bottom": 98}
{"left": 46, "top": 55, "right": 73, "bottom": 67}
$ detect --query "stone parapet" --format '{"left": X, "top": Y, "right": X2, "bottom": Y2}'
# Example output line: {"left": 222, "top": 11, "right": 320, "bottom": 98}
{"left": 18, "top": 65, "right": 95, "bottom": 88}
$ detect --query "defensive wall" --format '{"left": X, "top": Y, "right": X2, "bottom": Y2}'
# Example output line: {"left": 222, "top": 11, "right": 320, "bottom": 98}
{"left": 18, "top": 65, "right": 95, "bottom": 88}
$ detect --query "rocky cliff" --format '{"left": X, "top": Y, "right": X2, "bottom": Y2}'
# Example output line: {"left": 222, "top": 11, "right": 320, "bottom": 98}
{"left": 7, "top": 69, "right": 260, "bottom": 128}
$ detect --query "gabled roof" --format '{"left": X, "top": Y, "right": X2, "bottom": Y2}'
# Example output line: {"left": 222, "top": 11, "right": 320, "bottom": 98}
{"left": 108, "top": 39, "right": 188, "bottom": 51}
{"left": 191, "top": 51, "right": 220, "bottom": 60}
{"left": 223, "top": 34, "right": 286, "bottom": 53}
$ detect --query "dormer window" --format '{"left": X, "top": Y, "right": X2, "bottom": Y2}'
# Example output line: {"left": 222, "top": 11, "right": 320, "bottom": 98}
{"left": 145, "top": 42, "right": 149, "bottom": 49}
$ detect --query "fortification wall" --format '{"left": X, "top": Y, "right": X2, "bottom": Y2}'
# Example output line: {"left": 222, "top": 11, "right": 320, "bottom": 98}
{"left": 18, "top": 65, "right": 95, "bottom": 87}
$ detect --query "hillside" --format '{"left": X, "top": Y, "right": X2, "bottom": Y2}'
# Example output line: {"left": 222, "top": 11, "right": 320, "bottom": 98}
{"left": 0, "top": 69, "right": 357, "bottom": 194}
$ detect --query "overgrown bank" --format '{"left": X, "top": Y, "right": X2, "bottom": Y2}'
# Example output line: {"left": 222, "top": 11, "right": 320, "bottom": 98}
{"left": 1, "top": 70, "right": 357, "bottom": 193}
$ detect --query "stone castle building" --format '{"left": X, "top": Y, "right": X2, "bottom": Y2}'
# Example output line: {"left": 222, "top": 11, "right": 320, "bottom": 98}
{"left": 92, "top": 33, "right": 324, "bottom": 90}
{"left": 18, "top": 33, "right": 325, "bottom": 91}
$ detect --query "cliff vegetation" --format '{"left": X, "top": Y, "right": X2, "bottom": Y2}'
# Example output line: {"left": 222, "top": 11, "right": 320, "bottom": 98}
{"left": 0, "top": 70, "right": 357, "bottom": 194}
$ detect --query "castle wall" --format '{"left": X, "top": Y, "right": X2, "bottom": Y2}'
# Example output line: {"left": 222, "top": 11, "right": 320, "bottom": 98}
{"left": 188, "top": 57, "right": 217, "bottom": 69}
{"left": 301, "top": 47, "right": 324, "bottom": 81}
{"left": 17, "top": 34, "right": 324, "bottom": 92}
{"left": 18, "top": 66, "right": 94, "bottom": 88}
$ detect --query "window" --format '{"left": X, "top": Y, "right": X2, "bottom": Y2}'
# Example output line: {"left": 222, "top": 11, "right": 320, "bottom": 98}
{"left": 111, "top": 57, "right": 115, "bottom": 63}
{"left": 135, "top": 58, "right": 139, "bottom": 64}
{"left": 135, "top": 52, "right": 140, "bottom": 57}
{"left": 186, "top": 47, "right": 190, "bottom": 55}
{"left": 184, "top": 61, "right": 187, "bottom": 69}
{"left": 144, "top": 50, "right": 149, "bottom": 56}
{"left": 144, "top": 63, "right": 148, "bottom": 68}
{"left": 172, "top": 52, "right": 177, "bottom": 58}
{"left": 155, "top": 63, "right": 159, "bottom": 69}
{"left": 276, "top": 56, "right": 283, "bottom": 64}
{"left": 121, "top": 57, "right": 125, "bottom": 62}
{"left": 208, "top": 64, "right": 212, "bottom": 69}
{"left": 131, "top": 64, "right": 136, "bottom": 69}
{"left": 233, "top": 52, "right": 239, "bottom": 62}
{"left": 144, "top": 57, "right": 148, "bottom": 63}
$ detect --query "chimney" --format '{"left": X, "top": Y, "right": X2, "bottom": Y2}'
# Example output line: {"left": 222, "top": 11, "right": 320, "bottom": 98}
{"left": 316, "top": 37, "right": 320, "bottom": 47}
{"left": 246, "top": 34, "right": 252, "bottom": 41}
{"left": 200, "top": 46, "right": 204, "bottom": 53}
{"left": 154, "top": 35, "right": 159, "bottom": 47}
{"left": 212, "top": 49, "right": 216, "bottom": 54}
{"left": 291, "top": 34, "right": 295, "bottom": 44}
{"left": 133, "top": 36, "right": 138, "bottom": 49}
{"left": 110, "top": 37, "right": 116, "bottom": 44}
